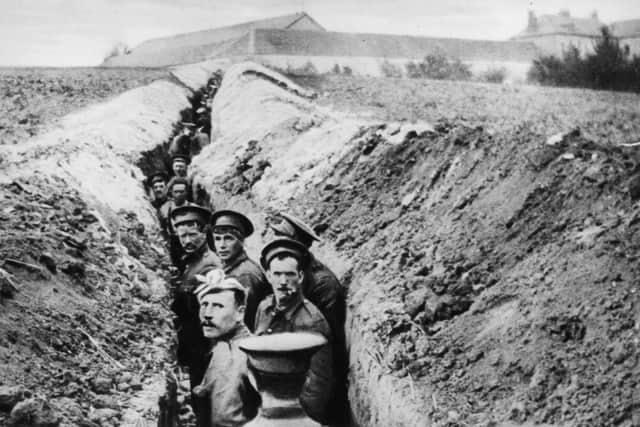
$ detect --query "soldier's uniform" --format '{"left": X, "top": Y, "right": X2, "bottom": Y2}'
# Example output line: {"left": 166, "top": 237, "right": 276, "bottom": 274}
{"left": 211, "top": 210, "right": 272, "bottom": 330}
{"left": 168, "top": 123, "right": 195, "bottom": 159}
{"left": 147, "top": 171, "right": 168, "bottom": 210}
{"left": 194, "top": 278, "right": 260, "bottom": 427}
{"left": 168, "top": 205, "right": 222, "bottom": 427}
{"left": 255, "top": 239, "right": 335, "bottom": 424}
{"left": 269, "top": 213, "right": 349, "bottom": 425}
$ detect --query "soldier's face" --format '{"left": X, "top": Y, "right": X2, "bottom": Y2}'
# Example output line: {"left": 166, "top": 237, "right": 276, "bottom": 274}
{"left": 152, "top": 181, "right": 166, "bottom": 198}
{"left": 176, "top": 223, "right": 207, "bottom": 254}
{"left": 172, "top": 161, "right": 187, "bottom": 177}
{"left": 266, "top": 256, "right": 303, "bottom": 307}
{"left": 199, "top": 291, "right": 244, "bottom": 339}
{"left": 171, "top": 184, "right": 188, "bottom": 204}
{"left": 213, "top": 232, "right": 243, "bottom": 263}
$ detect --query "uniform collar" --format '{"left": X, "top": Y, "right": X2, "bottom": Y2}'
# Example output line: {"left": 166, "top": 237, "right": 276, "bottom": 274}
{"left": 223, "top": 250, "right": 248, "bottom": 273}
{"left": 266, "top": 294, "right": 305, "bottom": 321}
{"left": 207, "top": 323, "right": 251, "bottom": 353}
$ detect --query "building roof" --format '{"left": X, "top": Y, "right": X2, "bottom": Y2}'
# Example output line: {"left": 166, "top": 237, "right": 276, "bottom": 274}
{"left": 102, "top": 12, "right": 324, "bottom": 66}
{"left": 610, "top": 19, "right": 640, "bottom": 38}
{"left": 251, "top": 29, "right": 539, "bottom": 62}
{"left": 513, "top": 11, "right": 605, "bottom": 39}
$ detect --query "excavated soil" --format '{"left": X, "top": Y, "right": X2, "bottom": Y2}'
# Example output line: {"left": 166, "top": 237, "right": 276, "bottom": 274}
{"left": 283, "top": 76, "right": 640, "bottom": 426}
{"left": 1, "top": 63, "right": 638, "bottom": 427}
{"left": 0, "top": 68, "right": 168, "bottom": 145}
{"left": 0, "top": 174, "right": 173, "bottom": 427}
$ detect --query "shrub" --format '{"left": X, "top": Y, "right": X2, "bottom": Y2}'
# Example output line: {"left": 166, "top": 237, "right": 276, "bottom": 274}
{"left": 332, "top": 64, "right": 341, "bottom": 74}
{"left": 405, "top": 52, "right": 471, "bottom": 81}
{"left": 285, "top": 61, "right": 319, "bottom": 77}
{"left": 103, "top": 42, "right": 131, "bottom": 60}
{"left": 380, "top": 60, "right": 403, "bottom": 78}
{"left": 342, "top": 66, "right": 353, "bottom": 76}
{"left": 480, "top": 67, "right": 507, "bottom": 83}
{"left": 528, "top": 27, "right": 640, "bottom": 92}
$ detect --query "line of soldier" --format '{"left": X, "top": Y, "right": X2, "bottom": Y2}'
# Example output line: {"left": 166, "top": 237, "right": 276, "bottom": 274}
{"left": 144, "top": 107, "right": 348, "bottom": 427}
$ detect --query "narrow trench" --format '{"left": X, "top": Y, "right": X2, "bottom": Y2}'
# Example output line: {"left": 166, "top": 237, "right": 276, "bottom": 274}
{"left": 136, "top": 77, "right": 219, "bottom": 427}
{"left": 136, "top": 73, "right": 357, "bottom": 427}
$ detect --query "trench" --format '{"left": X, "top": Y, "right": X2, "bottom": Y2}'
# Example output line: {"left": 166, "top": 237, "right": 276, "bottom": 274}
{"left": 135, "top": 65, "right": 363, "bottom": 427}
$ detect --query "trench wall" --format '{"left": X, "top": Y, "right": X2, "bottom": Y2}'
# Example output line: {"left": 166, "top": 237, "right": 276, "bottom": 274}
{"left": 191, "top": 61, "right": 430, "bottom": 426}
{"left": 0, "top": 61, "right": 223, "bottom": 426}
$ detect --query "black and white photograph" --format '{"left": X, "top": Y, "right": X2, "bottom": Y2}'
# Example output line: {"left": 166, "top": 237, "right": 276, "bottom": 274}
{"left": 0, "top": 1, "right": 638, "bottom": 426}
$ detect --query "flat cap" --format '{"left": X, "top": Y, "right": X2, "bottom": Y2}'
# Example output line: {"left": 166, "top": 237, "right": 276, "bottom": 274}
{"left": 238, "top": 332, "right": 327, "bottom": 374}
{"left": 166, "top": 176, "right": 190, "bottom": 191}
{"left": 260, "top": 238, "right": 309, "bottom": 269}
{"left": 211, "top": 210, "right": 254, "bottom": 238}
{"left": 195, "top": 271, "right": 246, "bottom": 303}
{"left": 170, "top": 205, "right": 211, "bottom": 227}
{"left": 148, "top": 171, "right": 168, "bottom": 185}
{"left": 171, "top": 154, "right": 190, "bottom": 164}
{"left": 270, "top": 213, "right": 320, "bottom": 248}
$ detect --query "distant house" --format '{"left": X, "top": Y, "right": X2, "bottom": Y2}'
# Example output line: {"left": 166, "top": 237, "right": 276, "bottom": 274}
{"left": 610, "top": 19, "right": 640, "bottom": 55}
{"left": 511, "top": 10, "right": 604, "bottom": 56}
{"left": 102, "top": 12, "right": 325, "bottom": 67}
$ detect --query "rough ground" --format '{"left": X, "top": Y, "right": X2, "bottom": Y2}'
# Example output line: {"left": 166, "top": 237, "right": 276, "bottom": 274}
{"left": 0, "top": 65, "right": 208, "bottom": 427}
{"left": 285, "top": 76, "right": 640, "bottom": 426}
{"left": 295, "top": 75, "right": 640, "bottom": 145}
{"left": 0, "top": 68, "right": 168, "bottom": 145}
{"left": 0, "top": 174, "right": 172, "bottom": 426}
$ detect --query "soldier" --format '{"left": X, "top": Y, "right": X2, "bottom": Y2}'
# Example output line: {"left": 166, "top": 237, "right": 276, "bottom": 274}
{"left": 269, "top": 213, "right": 346, "bottom": 345}
{"left": 191, "top": 125, "right": 210, "bottom": 154}
{"left": 210, "top": 210, "right": 271, "bottom": 331}
{"left": 168, "top": 123, "right": 195, "bottom": 159}
{"left": 255, "top": 238, "right": 335, "bottom": 424}
{"left": 268, "top": 214, "right": 350, "bottom": 425}
{"left": 169, "top": 205, "right": 222, "bottom": 427}
{"left": 193, "top": 272, "right": 260, "bottom": 427}
{"left": 147, "top": 171, "right": 168, "bottom": 210}
{"left": 170, "top": 154, "right": 189, "bottom": 178}
{"left": 159, "top": 177, "right": 197, "bottom": 269}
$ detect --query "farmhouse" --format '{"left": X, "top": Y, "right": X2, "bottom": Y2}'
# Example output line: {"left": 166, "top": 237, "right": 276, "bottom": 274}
{"left": 610, "top": 19, "right": 640, "bottom": 55}
{"left": 511, "top": 10, "right": 604, "bottom": 56}
{"left": 512, "top": 10, "right": 640, "bottom": 57}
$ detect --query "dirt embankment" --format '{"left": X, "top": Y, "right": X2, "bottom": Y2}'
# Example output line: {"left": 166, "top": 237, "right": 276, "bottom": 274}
{"left": 0, "top": 63, "right": 220, "bottom": 427}
{"left": 0, "top": 68, "right": 169, "bottom": 145}
{"left": 195, "top": 65, "right": 638, "bottom": 426}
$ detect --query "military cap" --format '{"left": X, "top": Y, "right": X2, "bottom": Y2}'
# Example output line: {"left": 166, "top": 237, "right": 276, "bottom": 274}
{"left": 148, "top": 171, "right": 168, "bottom": 185}
{"left": 260, "top": 238, "right": 309, "bottom": 269}
{"left": 171, "top": 154, "right": 190, "bottom": 165}
{"left": 270, "top": 213, "right": 320, "bottom": 248}
{"left": 170, "top": 205, "right": 211, "bottom": 227}
{"left": 166, "top": 176, "right": 190, "bottom": 191}
{"left": 238, "top": 332, "right": 327, "bottom": 374}
{"left": 211, "top": 210, "right": 254, "bottom": 238}
{"left": 194, "top": 271, "right": 246, "bottom": 303}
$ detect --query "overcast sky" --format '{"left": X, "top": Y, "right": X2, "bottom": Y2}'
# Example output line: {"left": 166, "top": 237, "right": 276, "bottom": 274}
{"left": 0, "top": 0, "right": 638, "bottom": 66}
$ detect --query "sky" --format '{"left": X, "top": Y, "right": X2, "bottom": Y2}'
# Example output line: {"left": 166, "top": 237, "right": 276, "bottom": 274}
{"left": 0, "top": 0, "right": 638, "bottom": 66}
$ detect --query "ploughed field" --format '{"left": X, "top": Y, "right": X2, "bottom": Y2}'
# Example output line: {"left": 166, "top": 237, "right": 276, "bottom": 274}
{"left": 280, "top": 75, "right": 640, "bottom": 426}
{"left": 0, "top": 67, "right": 168, "bottom": 145}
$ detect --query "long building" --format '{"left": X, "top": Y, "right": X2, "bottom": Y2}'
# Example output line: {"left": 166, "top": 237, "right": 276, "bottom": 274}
{"left": 102, "top": 12, "right": 539, "bottom": 82}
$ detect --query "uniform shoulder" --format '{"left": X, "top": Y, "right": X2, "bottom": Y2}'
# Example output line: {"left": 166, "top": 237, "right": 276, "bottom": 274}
{"left": 256, "top": 296, "right": 274, "bottom": 312}
{"left": 202, "top": 249, "right": 222, "bottom": 267}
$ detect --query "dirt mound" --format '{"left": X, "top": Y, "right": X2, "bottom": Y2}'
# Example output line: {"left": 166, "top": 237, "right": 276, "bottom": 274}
{"left": 0, "top": 174, "right": 171, "bottom": 426}
{"left": 195, "top": 65, "right": 638, "bottom": 426}
{"left": 293, "top": 121, "right": 639, "bottom": 426}
{"left": 0, "top": 68, "right": 168, "bottom": 146}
